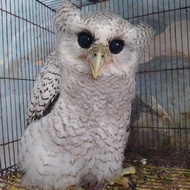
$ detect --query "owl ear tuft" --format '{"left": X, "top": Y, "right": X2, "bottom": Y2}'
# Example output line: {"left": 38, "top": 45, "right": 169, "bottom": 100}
{"left": 127, "top": 22, "right": 155, "bottom": 51}
{"left": 136, "top": 22, "right": 155, "bottom": 49}
{"left": 54, "top": 1, "right": 80, "bottom": 30}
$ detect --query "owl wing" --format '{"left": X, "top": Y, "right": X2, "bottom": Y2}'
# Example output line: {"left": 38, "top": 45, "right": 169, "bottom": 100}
{"left": 26, "top": 2, "right": 79, "bottom": 126}
{"left": 26, "top": 52, "right": 60, "bottom": 126}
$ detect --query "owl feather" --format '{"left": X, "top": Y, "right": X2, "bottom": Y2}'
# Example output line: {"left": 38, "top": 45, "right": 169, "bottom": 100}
{"left": 26, "top": 52, "right": 60, "bottom": 125}
{"left": 20, "top": 1, "right": 154, "bottom": 190}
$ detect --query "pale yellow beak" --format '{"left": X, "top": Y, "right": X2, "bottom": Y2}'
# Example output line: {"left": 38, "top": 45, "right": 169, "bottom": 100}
{"left": 88, "top": 44, "right": 108, "bottom": 79}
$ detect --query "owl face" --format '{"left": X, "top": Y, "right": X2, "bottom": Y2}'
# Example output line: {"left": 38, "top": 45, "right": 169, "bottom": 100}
{"left": 55, "top": 6, "right": 145, "bottom": 79}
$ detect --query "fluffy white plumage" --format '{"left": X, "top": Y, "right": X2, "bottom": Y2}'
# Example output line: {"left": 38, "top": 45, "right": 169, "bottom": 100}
{"left": 19, "top": 2, "right": 154, "bottom": 190}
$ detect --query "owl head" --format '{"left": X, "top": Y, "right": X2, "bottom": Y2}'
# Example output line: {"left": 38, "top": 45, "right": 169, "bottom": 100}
{"left": 54, "top": 2, "right": 154, "bottom": 79}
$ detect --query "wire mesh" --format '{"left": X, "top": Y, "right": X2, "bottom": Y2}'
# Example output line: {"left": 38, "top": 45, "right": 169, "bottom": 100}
{"left": 81, "top": 0, "right": 190, "bottom": 150}
{"left": 128, "top": 0, "right": 190, "bottom": 151}
{"left": 0, "top": 0, "right": 190, "bottom": 186}
{"left": 0, "top": 0, "right": 55, "bottom": 176}
{"left": 37, "top": 0, "right": 108, "bottom": 10}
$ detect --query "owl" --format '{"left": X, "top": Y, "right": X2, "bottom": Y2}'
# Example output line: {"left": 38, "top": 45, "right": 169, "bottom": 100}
{"left": 19, "top": 1, "right": 154, "bottom": 190}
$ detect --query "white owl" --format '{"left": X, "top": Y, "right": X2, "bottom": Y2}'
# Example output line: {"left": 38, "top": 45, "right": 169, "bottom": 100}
{"left": 19, "top": 1, "right": 154, "bottom": 190}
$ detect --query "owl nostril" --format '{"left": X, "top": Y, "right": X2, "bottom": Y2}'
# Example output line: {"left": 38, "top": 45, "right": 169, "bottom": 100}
{"left": 94, "top": 53, "right": 104, "bottom": 58}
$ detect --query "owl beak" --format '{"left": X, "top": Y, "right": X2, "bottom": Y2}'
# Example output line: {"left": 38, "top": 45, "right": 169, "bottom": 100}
{"left": 89, "top": 44, "right": 107, "bottom": 79}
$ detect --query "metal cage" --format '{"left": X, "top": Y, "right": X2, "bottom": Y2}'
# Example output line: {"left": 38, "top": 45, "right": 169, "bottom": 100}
{"left": 0, "top": 0, "right": 190, "bottom": 189}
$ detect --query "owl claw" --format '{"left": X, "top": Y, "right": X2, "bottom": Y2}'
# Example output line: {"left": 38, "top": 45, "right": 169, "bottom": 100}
{"left": 66, "top": 185, "right": 85, "bottom": 190}
{"left": 122, "top": 166, "right": 136, "bottom": 175}
{"left": 108, "top": 166, "right": 136, "bottom": 189}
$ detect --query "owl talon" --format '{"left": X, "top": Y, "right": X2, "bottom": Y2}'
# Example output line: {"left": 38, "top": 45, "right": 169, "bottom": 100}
{"left": 109, "top": 176, "right": 130, "bottom": 188}
{"left": 109, "top": 166, "right": 136, "bottom": 189}
{"left": 122, "top": 166, "right": 136, "bottom": 175}
{"left": 66, "top": 185, "right": 85, "bottom": 190}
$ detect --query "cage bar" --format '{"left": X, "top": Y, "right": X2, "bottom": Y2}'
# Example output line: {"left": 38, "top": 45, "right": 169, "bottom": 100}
{"left": 0, "top": 0, "right": 190, "bottom": 189}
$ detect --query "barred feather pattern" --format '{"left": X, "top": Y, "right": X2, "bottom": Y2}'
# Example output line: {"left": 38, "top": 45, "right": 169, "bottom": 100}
{"left": 20, "top": 1, "right": 154, "bottom": 189}
{"left": 26, "top": 52, "right": 60, "bottom": 125}
{"left": 20, "top": 62, "right": 136, "bottom": 189}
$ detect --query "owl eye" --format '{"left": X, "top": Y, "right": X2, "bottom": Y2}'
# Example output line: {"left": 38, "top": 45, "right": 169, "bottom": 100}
{"left": 109, "top": 40, "right": 124, "bottom": 54}
{"left": 78, "top": 32, "right": 94, "bottom": 49}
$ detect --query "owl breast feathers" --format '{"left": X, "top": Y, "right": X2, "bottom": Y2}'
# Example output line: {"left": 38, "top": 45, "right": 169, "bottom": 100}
{"left": 19, "top": 1, "right": 154, "bottom": 190}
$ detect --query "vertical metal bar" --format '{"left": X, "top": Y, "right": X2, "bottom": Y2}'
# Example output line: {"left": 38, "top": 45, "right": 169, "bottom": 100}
{"left": 44, "top": 4, "right": 48, "bottom": 61}
{"left": 148, "top": 0, "right": 154, "bottom": 150}
{"left": 117, "top": 0, "right": 121, "bottom": 15}
{"left": 141, "top": 0, "right": 146, "bottom": 149}
{"left": 43, "top": 4, "right": 47, "bottom": 66}
{"left": 13, "top": 0, "right": 20, "bottom": 157}
{"left": 0, "top": 0, "right": 8, "bottom": 172}
{"left": 162, "top": 0, "right": 171, "bottom": 150}
{"left": 108, "top": 0, "right": 110, "bottom": 13}
{"left": 136, "top": 0, "right": 141, "bottom": 149}
{"left": 39, "top": 4, "right": 43, "bottom": 75}
{"left": 174, "top": 0, "right": 182, "bottom": 150}
{"left": 157, "top": 0, "right": 163, "bottom": 150}
{"left": 26, "top": 0, "right": 33, "bottom": 138}
{"left": 146, "top": 0, "right": 151, "bottom": 150}
{"left": 179, "top": 0, "right": 187, "bottom": 150}
{"left": 100, "top": 0, "right": 102, "bottom": 12}
{"left": 185, "top": 0, "right": 190, "bottom": 150}
{"left": 35, "top": 1, "right": 40, "bottom": 75}
{"left": 81, "top": 0, "right": 83, "bottom": 9}
{"left": 32, "top": 0, "right": 37, "bottom": 87}
{"left": 17, "top": 0, "right": 24, "bottom": 137}
{"left": 24, "top": 0, "right": 28, "bottom": 129}
{"left": 5, "top": 0, "right": 12, "bottom": 169}
{"left": 122, "top": 0, "right": 124, "bottom": 18}
{"left": 21, "top": 0, "right": 28, "bottom": 130}
{"left": 144, "top": 0, "right": 150, "bottom": 149}
{"left": 48, "top": 5, "right": 51, "bottom": 55}
{"left": 28, "top": 0, "right": 34, "bottom": 111}
{"left": 49, "top": 8, "right": 54, "bottom": 54}
{"left": 168, "top": 0, "right": 176, "bottom": 150}
{"left": 24, "top": 0, "right": 30, "bottom": 126}
{"left": 9, "top": 0, "right": 17, "bottom": 166}
{"left": 27, "top": 0, "right": 33, "bottom": 81}
{"left": 42, "top": 3, "right": 45, "bottom": 60}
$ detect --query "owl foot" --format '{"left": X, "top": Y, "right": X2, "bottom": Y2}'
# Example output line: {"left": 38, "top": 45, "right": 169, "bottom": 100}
{"left": 109, "top": 166, "right": 136, "bottom": 189}
{"left": 121, "top": 166, "right": 136, "bottom": 176}
{"left": 66, "top": 185, "right": 85, "bottom": 190}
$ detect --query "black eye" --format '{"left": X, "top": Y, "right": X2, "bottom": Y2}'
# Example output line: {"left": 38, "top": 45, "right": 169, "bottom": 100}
{"left": 109, "top": 40, "right": 124, "bottom": 54}
{"left": 78, "top": 32, "right": 93, "bottom": 49}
